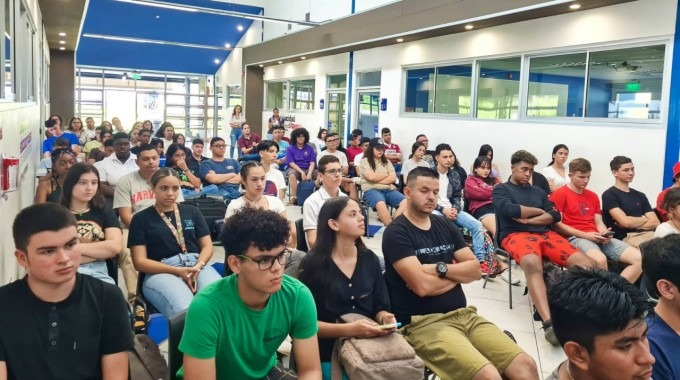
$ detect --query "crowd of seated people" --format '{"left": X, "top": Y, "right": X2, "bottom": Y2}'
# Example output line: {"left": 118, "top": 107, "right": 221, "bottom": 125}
{"left": 10, "top": 112, "right": 680, "bottom": 380}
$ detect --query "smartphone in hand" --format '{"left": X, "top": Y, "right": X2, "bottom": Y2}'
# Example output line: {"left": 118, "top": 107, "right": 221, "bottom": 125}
{"left": 601, "top": 231, "right": 615, "bottom": 238}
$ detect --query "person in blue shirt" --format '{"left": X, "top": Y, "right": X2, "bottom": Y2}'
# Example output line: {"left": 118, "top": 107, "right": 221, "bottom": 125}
{"left": 642, "top": 235, "right": 680, "bottom": 380}
{"left": 43, "top": 118, "right": 81, "bottom": 157}
{"left": 199, "top": 137, "right": 242, "bottom": 200}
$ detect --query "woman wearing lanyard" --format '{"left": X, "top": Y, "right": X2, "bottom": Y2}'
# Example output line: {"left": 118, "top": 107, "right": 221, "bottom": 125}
{"left": 128, "top": 167, "right": 221, "bottom": 317}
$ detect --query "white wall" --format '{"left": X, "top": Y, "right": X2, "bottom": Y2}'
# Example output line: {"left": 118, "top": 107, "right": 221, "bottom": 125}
{"left": 261, "top": 52, "right": 349, "bottom": 136}
{"left": 260, "top": 0, "right": 675, "bottom": 202}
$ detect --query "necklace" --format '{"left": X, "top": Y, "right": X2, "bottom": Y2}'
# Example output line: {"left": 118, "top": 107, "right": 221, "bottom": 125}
{"left": 566, "top": 362, "right": 575, "bottom": 380}
{"left": 71, "top": 207, "right": 90, "bottom": 217}
{"left": 243, "top": 194, "right": 263, "bottom": 207}
{"left": 670, "top": 218, "right": 680, "bottom": 232}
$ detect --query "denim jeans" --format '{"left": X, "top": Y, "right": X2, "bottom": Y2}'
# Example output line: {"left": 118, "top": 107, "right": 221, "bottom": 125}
{"left": 230, "top": 127, "right": 243, "bottom": 159}
{"left": 182, "top": 185, "right": 222, "bottom": 199}
{"left": 433, "top": 210, "right": 491, "bottom": 262}
{"left": 143, "top": 253, "right": 222, "bottom": 318}
{"left": 79, "top": 261, "right": 115, "bottom": 285}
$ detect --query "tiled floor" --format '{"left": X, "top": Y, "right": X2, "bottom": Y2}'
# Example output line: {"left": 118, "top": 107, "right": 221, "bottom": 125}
{"left": 133, "top": 204, "right": 567, "bottom": 378}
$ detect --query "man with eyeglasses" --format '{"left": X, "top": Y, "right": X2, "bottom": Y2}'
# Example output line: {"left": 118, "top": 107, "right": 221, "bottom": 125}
{"left": 303, "top": 155, "right": 348, "bottom": 248}
{"left": 316, "top": 132, "right": 357, "bottom": 200}
{"left": 199, "top": 137, "right": 242, "bottom": 200}
{"left": 179, "top": 207, "right": 321, "bottom": 380}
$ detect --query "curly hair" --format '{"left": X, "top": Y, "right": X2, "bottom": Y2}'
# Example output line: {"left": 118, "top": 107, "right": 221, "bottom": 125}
{"left": 221, "top": 207, "right": 290, "bottom": 258}
{"left": 510, "top": 150, "right": 538, "bottom": 166}
{"left": 290, "top": 127, "right": 310, "bottom": 144}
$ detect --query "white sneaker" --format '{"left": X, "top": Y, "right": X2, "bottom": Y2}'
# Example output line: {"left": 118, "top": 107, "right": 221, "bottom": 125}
{"left": 501, "top": 270, "right": 520, "bottom": 285}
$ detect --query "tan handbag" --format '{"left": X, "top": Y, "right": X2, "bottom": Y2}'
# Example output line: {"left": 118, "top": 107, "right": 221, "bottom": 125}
{"left": 331, "top": 313, "right": 424, "bottom": 380}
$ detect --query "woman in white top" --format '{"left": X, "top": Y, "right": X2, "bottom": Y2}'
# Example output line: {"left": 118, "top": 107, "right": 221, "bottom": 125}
{"left": 224, "top": 161, "right": 297, "bottom": 247}
{"left": 401, "top": 142, "right": 430, "bottom": 184}
{"left": 311, "top": 128, "right": 327, "bottom": 154}
{"left": 229, "top": 105, "right": 246, "bottom": 159}
{"left": 654, "top": 187, "right": 680, "bottom": 237}
{"left": 542, "top": 144, "right": 569, "bottom": 193}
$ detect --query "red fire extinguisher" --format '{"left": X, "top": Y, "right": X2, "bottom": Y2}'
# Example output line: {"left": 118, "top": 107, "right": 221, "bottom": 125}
{"left": 1, "top": 156, "right": 19, "bottom": 191}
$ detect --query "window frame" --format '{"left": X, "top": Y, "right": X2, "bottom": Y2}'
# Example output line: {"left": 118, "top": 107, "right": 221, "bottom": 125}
{"left": 400, "top": 39, "right": 670, "bottom": 126}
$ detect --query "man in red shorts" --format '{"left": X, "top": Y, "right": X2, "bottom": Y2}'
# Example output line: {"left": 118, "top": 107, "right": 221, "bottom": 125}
{"left": 492, "top": 150, "right": 594, "bottom": 346}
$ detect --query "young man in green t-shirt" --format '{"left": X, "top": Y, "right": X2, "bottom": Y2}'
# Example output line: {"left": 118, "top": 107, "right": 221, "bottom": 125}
{"left": 179, "top": 207, "right": 321, "bottom": 380}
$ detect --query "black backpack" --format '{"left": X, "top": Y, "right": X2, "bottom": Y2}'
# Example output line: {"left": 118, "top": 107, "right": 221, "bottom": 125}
{"left": 182, "top": 196, "right": 228, "bottom": 240}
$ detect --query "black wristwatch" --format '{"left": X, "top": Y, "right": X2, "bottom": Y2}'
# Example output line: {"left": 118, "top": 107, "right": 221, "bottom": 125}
{"left": 436, "top": 262, "right": 448, "bottom": 278}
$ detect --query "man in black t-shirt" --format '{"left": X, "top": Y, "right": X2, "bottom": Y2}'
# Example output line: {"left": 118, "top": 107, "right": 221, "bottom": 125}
{"left": 187, "top": 138, "right": 208, "bottom": 178}
{"left": 0, "top": 203, "right": 132, "bottom": 380}
{"left": 383, "top": 167, "right": 537, "bottom": 380}
{"left": 602, "top": 156, "right": 659, "bottom": 247}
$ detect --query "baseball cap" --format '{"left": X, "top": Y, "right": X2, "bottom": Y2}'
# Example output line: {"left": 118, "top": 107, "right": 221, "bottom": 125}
{"left": 369, "top": 138, "right": 385, "bottom": 149}
{"left": 673, "top": 162, "right": 680, "bottom": 179}
{"left": 360, "top": 137, "right": 371, "bottom": 145}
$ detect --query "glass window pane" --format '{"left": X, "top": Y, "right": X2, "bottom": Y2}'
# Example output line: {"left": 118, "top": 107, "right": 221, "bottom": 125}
{"left": 476, "top": 57, "right": 521, "bottom": 119}
{"left": 327, "top": 74, "right": 347, "bottom": 89}
{"left": 357, "top": 71, "right": 381, "bottom": 87}
{"left": 527, "top": 53, "right": 586, "bottom": 117}
{"left": 289, "top": 79, "right": 315, "bottom": 110}
{"left": 404, "top": 68, "right": 434, "bottom": 113}
{"left": 587, "top": 45, "right": 665, "bottom": 120}
{"left": 166, "top": 75, "right": 187, "bottom": 94}
{"left": 266, "top": 82, "right": 284, "bottom": 109}
{"left": 227, "top": 85, "right": 241, "bottom": 107}
{"left": 435, "top": 64, "right": 472, "bottom": 115}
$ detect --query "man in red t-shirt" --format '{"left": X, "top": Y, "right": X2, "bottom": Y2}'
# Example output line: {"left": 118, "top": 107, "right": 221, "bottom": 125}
{"left": 381, "top": 127, "right": 402, "bottom": 173}
{"left": 346, "top": 129, "right": 364, "bottom": 176}
{"left": 550, "top": 158, "right": 642, "bottom": 284}
{"left": 656, "top": 161, "right": 680, "bottom": 222}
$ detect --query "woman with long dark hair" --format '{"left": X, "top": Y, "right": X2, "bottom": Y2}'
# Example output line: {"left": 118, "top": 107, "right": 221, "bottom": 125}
{"left": 298, "top": 197, "right": 395, "bottom": 379}
{"left": 67, "top": 116, "right": 87, "bottom": 145}
{"left": 471, "top": 144, "right": 501, "bottom": 179}
{"left": 60, "top": 163, "right": 122, "bottom": 284}
{"left": 165, "top": 143, "right": 203, "bottom": 199}
{"left": 360, "top": 138, "right": 406, "bottom": 226}
{"left": 542, "top": 144, "right": 570, "bottom": 192}
{"left": 401, "top": 142, "right": 430, "bottom": 184}
{"left": 128, "top": 168, "right": 221, "bottom": 317}
{"left": 35, "top": 148, "right": 78, "bottom": 204}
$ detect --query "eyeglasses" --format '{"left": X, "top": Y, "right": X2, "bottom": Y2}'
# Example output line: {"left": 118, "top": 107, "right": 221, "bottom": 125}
{"left": 419, "top": 139, "right": 429, "bottom": 143}
{"left": 326, "top": 138, "right": 340, "bottom": 143}
{"left": 212, "top": 144, "right": 226, "bottom": 148}
{"left": 238, "top": 249, "right": 291, "bottom": 271}
{"left": 323, "top": 169, "right": 343, "bottom": 176}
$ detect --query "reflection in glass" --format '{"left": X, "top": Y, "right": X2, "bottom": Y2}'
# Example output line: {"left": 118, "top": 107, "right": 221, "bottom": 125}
{"left": 587, "top": 45, "right": 665, "bottom": 119}
{"left": 476, "top": 57, "right": 521, "bottom": 119}
{"left": 527, "top": 53, "right": 586, "bottom": 117}
{"left": 289, "top": 79, "right": 315, "bottom": 110}
{"left": 357, "top": 71, "right": 381, "bottom": 87}
{"left": 266, "top": 82, "right": 284, "bottom": 109}
{"left": 404, "top": 68, "right": 434, "bottom": 113}
{"left": 435, "top": 64, "right": 472, "bottom": 115}
{"left": 327, "top": 74, "right": 347, "bottom": 89}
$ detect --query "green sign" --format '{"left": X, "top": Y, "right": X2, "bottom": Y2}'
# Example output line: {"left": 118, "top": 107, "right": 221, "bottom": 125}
{"left": 626, "top": 82, "right": 640, "bottom": 92}
{"left": 130, "top": 73, "right": 142, "bottom": 80}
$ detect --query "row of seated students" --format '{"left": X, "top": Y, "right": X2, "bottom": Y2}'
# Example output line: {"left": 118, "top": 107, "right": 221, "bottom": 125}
{"left": 3, "top": 164, "right": 679, "bottom": 379}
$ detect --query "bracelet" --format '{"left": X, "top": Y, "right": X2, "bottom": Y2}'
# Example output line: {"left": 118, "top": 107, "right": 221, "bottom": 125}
{"left": 198, "top": 260, "right": 206, "bottom": 269}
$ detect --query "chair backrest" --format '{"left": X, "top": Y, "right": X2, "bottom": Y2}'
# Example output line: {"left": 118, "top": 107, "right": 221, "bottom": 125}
{"left": 168, "top": 310, "right": 188, "bottom": 380}
{"left": 295, "top": 218, "right": 308, "bottom": 252}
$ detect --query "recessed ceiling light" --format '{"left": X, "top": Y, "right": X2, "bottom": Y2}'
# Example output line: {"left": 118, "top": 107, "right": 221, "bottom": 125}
{"left": 59, "top": 47, "right": 65, "bottom": 51}
{"left": 156, "top": 15, "right": 160, "bottom": 19}
{"left": 396, "top": 38, "right": 404, "bottom": 43}
{"left": 465, "top": 24, "right": 474, "bottom": 30}
{"left": 301, "top": 56, "right": 306, "bottom": 60}
{"left": 214, "top": 59, "right": 220, "bottom": 64}
{"left": 237, "top": 25, "right": 244, "bottom": 31}
{"left": 258, "top": 64, "right": 263, "bottom": 67}
{"left": 278, "top": 60, "right": 283, "bottom": 64}
{"left": 58, "top": 32, "right": 66, "bottom": 37}
{"left": 569, "top": 3, "right": 581, "bottom": 9}
{"left": 225, "top": 43, "right": 231, "bottom": 48}
{"left": 59, "top": 40, "right": 66, "bottom": 44}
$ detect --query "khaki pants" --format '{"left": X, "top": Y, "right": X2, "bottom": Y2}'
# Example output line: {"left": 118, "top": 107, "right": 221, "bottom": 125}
{"left": 120, "top": 228, "right": 138, "bottom": 301}
{"left": 623, "top": 231, "right": 655, "bottom": 248}
{"left": 400, "top": 306, "right": 523, "bottom": 380}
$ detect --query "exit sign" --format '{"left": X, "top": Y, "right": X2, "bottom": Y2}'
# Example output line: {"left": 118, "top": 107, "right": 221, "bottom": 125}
{"left": 130, "top": 73, "right": 142, "bottom": 80}
{"left": 626, "top": 82, "right": 640, "bottom": 92}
